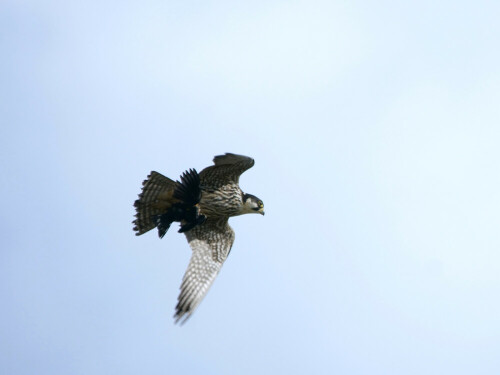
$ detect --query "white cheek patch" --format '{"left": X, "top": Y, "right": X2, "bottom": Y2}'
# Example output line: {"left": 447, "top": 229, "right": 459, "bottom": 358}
{"left": 243, "top": 200, "right": 258, "bottom": 212}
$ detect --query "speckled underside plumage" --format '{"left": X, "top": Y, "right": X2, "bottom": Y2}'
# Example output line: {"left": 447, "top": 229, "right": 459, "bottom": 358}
{"left": 174, "top": 217, "right": 235, "bottom": 323}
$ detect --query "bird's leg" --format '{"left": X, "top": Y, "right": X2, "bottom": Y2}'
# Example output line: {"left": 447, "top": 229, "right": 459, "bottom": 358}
{"left": 153, "top": 213, "right": 174, "bottom": 238}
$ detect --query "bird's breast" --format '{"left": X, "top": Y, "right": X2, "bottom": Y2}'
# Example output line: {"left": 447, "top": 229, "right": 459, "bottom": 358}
{"left": 199, "top": 185, "right": 243, "bottom": 217}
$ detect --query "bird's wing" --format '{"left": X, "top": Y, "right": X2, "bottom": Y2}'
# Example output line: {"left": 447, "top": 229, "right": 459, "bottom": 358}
{"left": 199, "top": 153, "right": 255, "bottom": 187}
{"left": 175, "top": 218, "right": 235, "bottom": 324}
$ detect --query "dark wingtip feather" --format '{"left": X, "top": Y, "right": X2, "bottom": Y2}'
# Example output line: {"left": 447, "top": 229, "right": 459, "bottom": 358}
{"left": 174, "top": 308, "right": 192, "bottom": 325}
{"left": 173, "top": 168, "right": 201, "bottom": 206}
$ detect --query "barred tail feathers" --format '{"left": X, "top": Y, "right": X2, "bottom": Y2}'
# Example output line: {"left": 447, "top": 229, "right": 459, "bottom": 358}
{"left": 133, "top": 171, "right": 177, "bottom": 236}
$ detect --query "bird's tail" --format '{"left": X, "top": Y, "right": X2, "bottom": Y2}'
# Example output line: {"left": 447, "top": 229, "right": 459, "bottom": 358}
{"left": 133, "top": 171, "right": 177, "bottom": 236}
{"left": 133, "top": 169, "right": 204, "bottom": 237}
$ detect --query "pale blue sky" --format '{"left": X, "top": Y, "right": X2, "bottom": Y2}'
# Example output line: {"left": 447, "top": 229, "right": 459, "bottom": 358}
{"left": 2, "top": 1, "right": 500, "bottom": 374}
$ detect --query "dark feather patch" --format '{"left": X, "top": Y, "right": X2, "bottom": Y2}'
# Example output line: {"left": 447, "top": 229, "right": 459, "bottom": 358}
{"left": 146, "top": 169, "right": 205, "bottom": 238}
{"left": 174, "top": 168, "right": 202, "bottom": 206}
{"left": 154, "top": 215, "right": 172, "bottom": 239}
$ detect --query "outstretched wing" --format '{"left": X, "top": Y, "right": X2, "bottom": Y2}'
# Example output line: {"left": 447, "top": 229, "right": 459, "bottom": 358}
{"left": 199, "top": 153, "right": 255, "bottom": 188}
{"left": 174, "top": 218, "right": 235, "bottom": 324}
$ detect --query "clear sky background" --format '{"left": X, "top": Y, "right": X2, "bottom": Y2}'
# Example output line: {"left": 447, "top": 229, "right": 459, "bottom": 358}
{"left": 2, "top": 1, "right": 500, "bottom": 374}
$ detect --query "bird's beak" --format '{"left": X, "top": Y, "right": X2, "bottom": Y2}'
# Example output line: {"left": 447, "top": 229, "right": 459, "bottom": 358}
{"left": 260, "top": 209, "right": 265, "bottom": 216}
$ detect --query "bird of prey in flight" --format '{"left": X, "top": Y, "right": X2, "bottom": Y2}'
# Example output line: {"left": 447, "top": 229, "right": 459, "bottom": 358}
{"left": 133, "top": 153, "right": 264, "bottom": 323}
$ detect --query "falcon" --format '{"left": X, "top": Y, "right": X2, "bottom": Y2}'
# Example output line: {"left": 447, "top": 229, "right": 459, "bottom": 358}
{"left": 133, "top": 153, "right": 264, "bottom": 323}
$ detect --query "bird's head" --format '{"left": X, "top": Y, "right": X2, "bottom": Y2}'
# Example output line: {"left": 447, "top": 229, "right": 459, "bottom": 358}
{"left": 241, "top": 193, "right": 265, "bottom": 216}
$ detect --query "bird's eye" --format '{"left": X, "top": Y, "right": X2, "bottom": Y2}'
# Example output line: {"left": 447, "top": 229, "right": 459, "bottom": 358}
{"left": 258, "top": 201, "right": 263, "bottom": 208}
